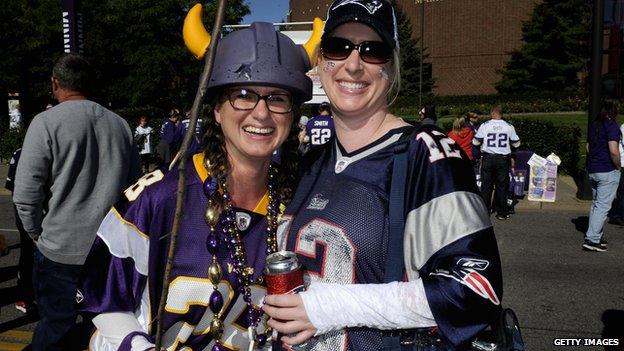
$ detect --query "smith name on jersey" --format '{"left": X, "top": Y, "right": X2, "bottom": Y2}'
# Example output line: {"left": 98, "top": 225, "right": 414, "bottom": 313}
{"left": 279, "top": 125, "right": 503, "bottom": 350}
{"left": 80, "top": 154, "right": 271, "bottom": 351}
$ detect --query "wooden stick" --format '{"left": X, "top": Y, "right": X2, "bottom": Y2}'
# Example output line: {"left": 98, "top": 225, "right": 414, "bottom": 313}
{"left": 154, "top": 1, "right": 228, "bottom": 348}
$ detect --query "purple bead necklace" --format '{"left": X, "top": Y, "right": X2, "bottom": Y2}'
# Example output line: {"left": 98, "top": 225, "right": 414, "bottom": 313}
{"left": 203, "top": 163, "right": 279, "bottom": 350}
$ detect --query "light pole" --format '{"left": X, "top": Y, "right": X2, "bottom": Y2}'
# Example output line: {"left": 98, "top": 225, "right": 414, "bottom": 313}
{"left": 578, "top": 0, "right": 605, "bottom": 200}
{"left": 419, "top": 0, "right": 424, "bottom": 108}
{"left": 588, "top": 0, "right": 605, "bottom": 130}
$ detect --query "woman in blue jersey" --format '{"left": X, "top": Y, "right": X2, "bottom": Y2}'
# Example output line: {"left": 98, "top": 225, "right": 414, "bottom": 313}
{"left": 263, "top": 1, "right": 503, "bottom": 350}
{"left": 80, "top": 22, "right": 313, "bottom": 350}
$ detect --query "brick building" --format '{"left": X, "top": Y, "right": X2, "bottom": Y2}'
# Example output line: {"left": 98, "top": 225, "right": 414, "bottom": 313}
{"left": 289, "top": 0, "right": 539, "bottom": 96}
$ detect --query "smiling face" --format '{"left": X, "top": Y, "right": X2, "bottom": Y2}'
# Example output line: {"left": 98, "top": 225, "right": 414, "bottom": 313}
{"left": 214, "top": 85, "right": 294, "bottom": 164}
{"left": 319, "top": 22, "right": 391, "bottom": 120}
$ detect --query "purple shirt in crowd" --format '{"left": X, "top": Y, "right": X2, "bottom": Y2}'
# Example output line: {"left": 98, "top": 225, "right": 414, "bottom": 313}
{"left": 306, "top": 114, "right": 335, "bottom": 146}
{"left": 587, "top": 119, "right": 621, "bottom": 173}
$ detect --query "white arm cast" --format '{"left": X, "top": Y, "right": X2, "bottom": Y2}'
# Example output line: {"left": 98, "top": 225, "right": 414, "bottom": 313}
{"left": 300, "top": 279, "right": 436, "bottom": 335}
{"left": 92, "top": 312, "right": 155, "bottom": 350}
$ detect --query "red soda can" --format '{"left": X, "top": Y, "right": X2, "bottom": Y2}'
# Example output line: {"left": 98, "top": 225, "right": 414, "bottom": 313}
{"left": 265, "top": 251, "right": 305, "bottom": 294}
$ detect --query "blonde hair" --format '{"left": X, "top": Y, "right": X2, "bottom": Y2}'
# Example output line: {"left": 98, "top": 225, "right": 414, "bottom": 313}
{"left": 386, "top": 49, "right": 401, "bottom": 107}
{"left": 452, "top": 116, "right": 466, "bottom": 133}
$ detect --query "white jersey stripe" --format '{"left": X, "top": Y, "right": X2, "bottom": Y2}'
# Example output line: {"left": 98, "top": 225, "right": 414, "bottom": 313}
{"left": 404, "top": 191, "right": 491, "bottom": 279}
{"left": 97, "top": 208, "right": 150, "bottom": 276}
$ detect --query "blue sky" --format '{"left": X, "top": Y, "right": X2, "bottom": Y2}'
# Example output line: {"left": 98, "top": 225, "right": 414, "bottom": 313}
{"left": 242, "top": 0, "right": 290, "bottom": 24}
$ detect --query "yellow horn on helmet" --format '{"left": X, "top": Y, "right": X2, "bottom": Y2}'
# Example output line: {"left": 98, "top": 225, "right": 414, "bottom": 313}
{"left": 183, "top": 4, "right": 212, "bottom": 60}
{"left": 303, "top": 17, "right": 324, "bottom": 67}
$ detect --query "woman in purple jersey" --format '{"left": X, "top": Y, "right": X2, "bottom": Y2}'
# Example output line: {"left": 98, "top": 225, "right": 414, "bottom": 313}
{"left": 263, "top": 1, "right": 504, "bottom": 350}
{"left": 80, "top": 21, "right": 313, "bottom": 350}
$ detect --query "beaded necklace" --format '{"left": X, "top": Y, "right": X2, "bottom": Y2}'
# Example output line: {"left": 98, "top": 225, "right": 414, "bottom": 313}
{"left": 202, "top": 162, "right": 279, "bottom": 351}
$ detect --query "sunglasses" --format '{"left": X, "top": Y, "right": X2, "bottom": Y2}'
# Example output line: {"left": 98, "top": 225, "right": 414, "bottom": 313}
{"left": 320, "top": 37, "right": 393, "bottom": 64}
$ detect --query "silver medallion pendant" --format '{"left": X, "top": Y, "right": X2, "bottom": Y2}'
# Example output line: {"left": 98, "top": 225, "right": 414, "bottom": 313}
{"left": 236, "top": 212, "right": 252, "bottom": 231}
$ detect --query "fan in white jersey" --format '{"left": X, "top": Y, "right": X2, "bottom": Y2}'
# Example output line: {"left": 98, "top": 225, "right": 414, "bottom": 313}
{"left": 473, "top": 105, "right": 521, "bottom": 220}
{"left": 134, "top": 115, "right": 153, "bottom": 173}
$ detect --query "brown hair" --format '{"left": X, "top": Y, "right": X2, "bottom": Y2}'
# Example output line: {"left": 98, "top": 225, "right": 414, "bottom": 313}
{"left": 491, "top": 105, "right": 502, "bottom": 115}
{"left": 465, "top": 112, "right": 478, "bottom": 120}
{"left": 201, "top": 98, "right": 301, "bottom": 209}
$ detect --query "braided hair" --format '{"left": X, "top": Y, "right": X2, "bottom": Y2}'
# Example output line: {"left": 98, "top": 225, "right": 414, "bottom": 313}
{"left": 201, "top": 95, "right": 301, "bottom": 209}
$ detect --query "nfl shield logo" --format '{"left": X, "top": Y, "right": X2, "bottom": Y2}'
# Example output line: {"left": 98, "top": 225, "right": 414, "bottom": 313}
{"left": 236, "top": 212, "right": 252, "bottom": 231}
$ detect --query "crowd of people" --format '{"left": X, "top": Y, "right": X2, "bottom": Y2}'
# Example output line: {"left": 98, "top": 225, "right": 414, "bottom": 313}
{"left": 0, "top": 0, "right": 561, "bottom": 350}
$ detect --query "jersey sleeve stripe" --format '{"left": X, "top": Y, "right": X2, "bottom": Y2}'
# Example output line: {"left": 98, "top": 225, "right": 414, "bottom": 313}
{"left": 404, "top": 191, "right": 491, "bottom": 278}
{"left": 97, "top": 208, "right": 150, "bottom": 276}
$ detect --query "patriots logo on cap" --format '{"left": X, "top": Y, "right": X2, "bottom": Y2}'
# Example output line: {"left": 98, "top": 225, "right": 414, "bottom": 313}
{"left": 332, "top": 0, "right": 384, "bottom": 14}
{"left": 431, "top": 258, "right": 500, "bottom": 305}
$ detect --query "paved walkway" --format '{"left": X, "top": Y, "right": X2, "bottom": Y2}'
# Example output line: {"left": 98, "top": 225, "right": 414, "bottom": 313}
{"left": 515, "top": 174, "right": 591, "bottom": 213}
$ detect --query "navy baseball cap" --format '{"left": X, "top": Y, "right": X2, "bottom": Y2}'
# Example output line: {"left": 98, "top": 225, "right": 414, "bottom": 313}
{"left": 323, "top": 0, "right": 399, "bottom": 49}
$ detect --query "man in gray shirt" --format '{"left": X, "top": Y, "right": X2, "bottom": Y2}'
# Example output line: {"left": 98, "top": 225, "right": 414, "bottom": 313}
{"left": 13, "top": 54, "right": 141, "bottom": 350}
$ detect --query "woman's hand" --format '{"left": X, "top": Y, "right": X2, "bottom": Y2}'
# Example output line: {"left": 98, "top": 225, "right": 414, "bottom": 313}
{"left": 262, "top": 294, "right": 317, "bottom": 345}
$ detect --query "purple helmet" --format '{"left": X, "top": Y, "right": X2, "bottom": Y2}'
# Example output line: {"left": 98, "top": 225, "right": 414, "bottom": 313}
{"left": 207, "top": 22, "right": 313, "bottom": 103}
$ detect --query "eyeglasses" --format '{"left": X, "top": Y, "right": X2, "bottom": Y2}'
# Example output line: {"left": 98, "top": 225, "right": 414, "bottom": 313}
{"left": 320, "top": 37, "right": 392, "bottom": 64}
{"left": 226, "top": 88, "right": 294, "bottom": 114}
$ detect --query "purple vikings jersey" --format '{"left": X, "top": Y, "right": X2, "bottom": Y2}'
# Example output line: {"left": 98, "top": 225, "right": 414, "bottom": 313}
{"left": 81, "top": 154, "right": 271, "bottom": 350}
{"left": 278, "top": 125, "right": 502, "bottom": 350}
{"left": 306, "top": 115, "right": 335, "bottom": 146}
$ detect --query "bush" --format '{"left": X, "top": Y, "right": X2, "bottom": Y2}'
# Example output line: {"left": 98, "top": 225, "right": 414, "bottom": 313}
{"left": 391, "top": 92, "right": 587, "bottom": 117}
{"left": 438, "top": 118, "right": 582, "bottom": 176}
{"left": 0, "top": 127, "right": 27, "bottom": 162}
{"left": 509, "top": 118, "right": 582, "bottom": 176}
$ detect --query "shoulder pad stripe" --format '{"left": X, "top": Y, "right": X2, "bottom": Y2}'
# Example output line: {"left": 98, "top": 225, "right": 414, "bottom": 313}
{"left": 404, "top": 191, "right": 491, "bottom": 278}
{"left": 97, "top": 208, "right": 149, "bottom": 275}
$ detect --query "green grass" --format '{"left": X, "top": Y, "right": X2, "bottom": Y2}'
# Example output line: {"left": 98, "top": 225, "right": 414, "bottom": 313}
{"left": 407, "top": 111, "right": 588, "bottom": 138}
{"left": 508, "top": 112, "right": 588, "bottom": 141}
{"left": 509, "top": 113, "right": 588, "bottom": 170}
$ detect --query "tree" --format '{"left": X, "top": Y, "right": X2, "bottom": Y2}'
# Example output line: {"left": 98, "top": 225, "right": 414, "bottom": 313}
{"left": 0, "top": 1, "right": 63, "bottom": 121}
{"left": 81, "top": 0, "right": 250, "bottom": 110}
{"left": 0, "top": 0, "right": 250, "bottom": 123}
{"left": 391, "top": 1, "right": 434, "bottom": 99}
{"left": 496, "top": 0, "right": 591, "bottom": 94}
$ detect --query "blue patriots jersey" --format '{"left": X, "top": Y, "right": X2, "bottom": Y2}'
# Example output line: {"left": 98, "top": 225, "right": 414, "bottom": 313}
{"left": 278, "top": 125, "right": 503, "bottom": 350}
{"left": 81, "top": 153, "right": 272, "bottom": 350}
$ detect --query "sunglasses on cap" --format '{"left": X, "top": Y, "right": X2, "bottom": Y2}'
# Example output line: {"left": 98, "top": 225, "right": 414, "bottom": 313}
{"left": 320, "top": 37, "right": 393, "bottom": 64}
